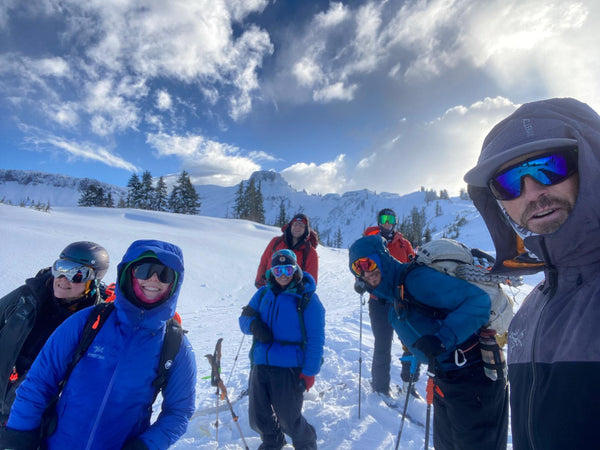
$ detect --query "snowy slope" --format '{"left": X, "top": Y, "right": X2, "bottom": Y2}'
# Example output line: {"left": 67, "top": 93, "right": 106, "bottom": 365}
{"left": 0, "top": 169, "right": 480, "bottom": 249}
{"left": 0, "top": 204, "right": 542, "bottom": 449}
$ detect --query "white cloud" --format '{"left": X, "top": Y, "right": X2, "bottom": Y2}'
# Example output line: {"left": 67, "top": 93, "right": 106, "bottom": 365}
{"left": 281, "top": 154, "right": 348, "bottom": 194}
{"left": 156, "top": 90, "right": 173, "bottom": 111}
{"left": 351, "top": 96, "right": 519, "bottom": 195}
{"left": 313, "top": 81, "right": 357, "bottom": 102}
{"left": 84, "top": 79, "right": 142, "bottom": 136}
{"left": 26, "top": 135, "right": 139, "bottom": 172}
{"left": 146, "top": 132, "right": 263, "bottom": 185}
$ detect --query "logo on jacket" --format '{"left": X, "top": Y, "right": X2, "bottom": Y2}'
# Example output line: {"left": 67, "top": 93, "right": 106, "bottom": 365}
{"left": 88, "top": 345, "right": 106, "bottom": 360}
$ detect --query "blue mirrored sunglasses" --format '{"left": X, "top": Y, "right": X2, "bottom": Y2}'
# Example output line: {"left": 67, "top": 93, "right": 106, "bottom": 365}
{"left": 133, "top": 262, "right": 176, "bottom": 284}
{"left": 52, "top": 259, "right": 95, "bottom": 283}
{"left": 272, "top": 265, "right": 296, "bottom": 277}
{"left": 488, "top": 147, "right": 578, "bottom": 201}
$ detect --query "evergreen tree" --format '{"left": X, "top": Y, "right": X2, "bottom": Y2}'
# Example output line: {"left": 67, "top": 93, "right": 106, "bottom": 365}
{"left": 233, "top": 181, "right": 248, "bottom": 219}
{"left": 181, "top": 172, "right": 201, "bottom": 215}
{"left": 459, "top": 187, "right": 470, "bottom": 200}
{"left": 439, "top": 189, "right": 449, "bottom": 200}
{"left": 139, "top": 171, "right": 154, "bottom": 210}
{"left": 334, "top": 228, "right": 343, "bottom": 248}
{"left": 168, "top": 170, "right": 200, "bottom": 215}
{"left": 399, "top": 206, "right": 427, "bottom": 247}
{"left": 126, "top": 174, "right": 142, "bottom": 208}
{"left": 154, "top": 176, "right": 169, "bottom": 212}
{"left": 117, "top": 196, "right": 127, "bottom": 208}
{"left": 247, "top": 180, "right": 265, "bottom": 223}
{"left": 105, "top": 192, "right": 114, "bottom": 208}
{"left": 275, "top": 199, "right": 288, "bottom": 227}
{"left": 435, "top": 201, "right": 442, "bottom": 217}
{"left": 78, "top": 185, "right": 105, "bottom": 207}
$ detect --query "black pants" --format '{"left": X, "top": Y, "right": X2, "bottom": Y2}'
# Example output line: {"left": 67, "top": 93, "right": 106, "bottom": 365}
{"left": 369, "top": 298, "right": 394, "bottom": 393}
{"left": 433, "top": 362, "right": 509, "bottom": 450}
{"left": 248, "top": 365, "right": 316, "bottom": 450}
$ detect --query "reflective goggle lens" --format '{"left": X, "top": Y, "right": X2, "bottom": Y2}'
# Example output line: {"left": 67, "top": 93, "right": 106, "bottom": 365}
{"left": 133, "top": 263, "right": 176, "bottom": 284}
{"left": 52, "top": 259, "right": 95, "bottom": 283}
{"left": 379, "top": 214, "right": 396, "bottom": 225}
{"left": 488, "top": 148, "right": 578, "bottom": 201}
{"left": 351, "top": 257, "right": 378, "bottom": 276}
{"left": 272, "top": 265, "right": 296, "bottom": 277}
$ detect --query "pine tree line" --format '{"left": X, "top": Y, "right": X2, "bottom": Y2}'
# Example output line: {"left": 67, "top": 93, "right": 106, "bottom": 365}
{"left": 78, "top": 170, "right": 201, "bottom": 215}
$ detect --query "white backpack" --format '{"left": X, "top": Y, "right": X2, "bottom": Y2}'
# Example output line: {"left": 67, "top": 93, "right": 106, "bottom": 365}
{"left": 415, "top": 238, "right": 520, "bottom": 340}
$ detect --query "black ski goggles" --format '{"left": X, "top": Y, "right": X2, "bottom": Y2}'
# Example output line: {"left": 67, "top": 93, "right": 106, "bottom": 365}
{"left": 488, "top": 147, "right": 578, "bottom": 201}
{"left": 132, "top": 262, "right": 176, "bottom": 284}
{"left": 52, "top": 259, "right": 95, "bottom": 283}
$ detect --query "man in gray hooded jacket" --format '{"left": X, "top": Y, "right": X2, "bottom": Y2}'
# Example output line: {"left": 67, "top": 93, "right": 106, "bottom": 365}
{"left": 464, "top": 97, "right": 600, "bottom": 449}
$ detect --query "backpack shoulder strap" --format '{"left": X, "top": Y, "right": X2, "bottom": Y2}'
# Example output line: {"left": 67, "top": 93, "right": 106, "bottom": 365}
{"left": 296, "top": 292, "right": 313, "bottom": 348}
{"left": 60, "top": 302, "right": 115, "bottom": 390}
{"left": 394, "top": 262, "right": 448, "bottom": 321}
{"left": 151, "top": 318, "right": 184, "bottom": 403}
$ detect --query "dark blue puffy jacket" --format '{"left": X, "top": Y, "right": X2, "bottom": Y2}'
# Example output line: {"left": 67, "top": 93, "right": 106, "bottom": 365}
{"left": 239, "top": 272, "right": 325, "bottom": 376}
{"left": 349, "top": 235, "right": 490, "bottom": 371}
{"left": 8, "top": 240, "right": 197, "bottom": 449}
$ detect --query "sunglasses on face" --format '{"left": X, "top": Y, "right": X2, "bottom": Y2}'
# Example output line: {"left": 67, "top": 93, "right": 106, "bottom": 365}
{"left": 132, "top": 262, "right": 176, "bottom": 284}
{"left": 292, "top": 218, "right": 307, "bottom": 226}
{"left": 272, "top": 265, "right": 296, "bottom": 277}
{"left": 351, "top": 257, "right": 378, "bottom": 277}
{"left": 488, "top": 147, "right": 578, "bottom": 201}
{"left": 52, "top": 259, "right": 95, "bottom": 284}
{"left": 379, "top": 214, "right": 396, "bottom": 225}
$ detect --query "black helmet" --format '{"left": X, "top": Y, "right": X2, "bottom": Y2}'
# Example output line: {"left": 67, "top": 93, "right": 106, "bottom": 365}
{"left": 59, "top": 241, "right": 109, "bottom": 280}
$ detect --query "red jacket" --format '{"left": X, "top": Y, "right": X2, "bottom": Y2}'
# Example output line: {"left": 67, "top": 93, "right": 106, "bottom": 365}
{"left": 363, "top": 226, "right": 415, "bottom": 263}
{"left": 255, "top": 225, "right": 319, "bottom": 288}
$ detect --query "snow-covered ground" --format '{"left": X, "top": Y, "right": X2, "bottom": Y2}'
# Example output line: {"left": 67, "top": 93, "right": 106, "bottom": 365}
{"left": 0, "top": 204, "right": 542, "bottom": 449}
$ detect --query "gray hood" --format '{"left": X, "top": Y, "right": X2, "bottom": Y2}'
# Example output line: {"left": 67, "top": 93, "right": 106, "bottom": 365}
{"left": 465, "top": 97, "right": 600, "bottom": 274}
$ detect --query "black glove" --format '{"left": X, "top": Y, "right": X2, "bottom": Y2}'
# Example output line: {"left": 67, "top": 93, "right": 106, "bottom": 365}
{"left": 0, "top": 426, "right": 41, "bottom": 450}
{"left": 250, "top": 319, "right": 273, "bottom": 343}
{"left": 354, "top": 278, "right": 367, "bottom": 294}
{"left": 400, "top": 351, "right": 421, "bottom": 383}
{"left": 122, "top": 438, "right": 149, "bottom": 450}
{"left": 413, "top": 335, "right": 446, "bottom": 359}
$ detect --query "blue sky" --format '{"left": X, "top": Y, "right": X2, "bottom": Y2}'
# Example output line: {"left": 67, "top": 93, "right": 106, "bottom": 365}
{"left": 1, "top": 0, "right": 598, "bottom": 195}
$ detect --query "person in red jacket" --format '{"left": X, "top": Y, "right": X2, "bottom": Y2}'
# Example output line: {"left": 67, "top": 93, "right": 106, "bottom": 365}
{"left": 255, "top": 213, "right": 319, "bottom": 288}
{"left": 359, "top": 208, "right": 421, "bottom": 400}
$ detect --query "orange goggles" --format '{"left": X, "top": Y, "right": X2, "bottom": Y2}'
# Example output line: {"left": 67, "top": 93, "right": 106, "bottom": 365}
{"left": 351, "top": 257, "right": 378, "bottom": 276}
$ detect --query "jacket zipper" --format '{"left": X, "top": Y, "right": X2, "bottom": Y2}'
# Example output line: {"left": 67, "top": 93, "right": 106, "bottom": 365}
{"left": 526, "top": 240, "right": 557, "bottom": 450}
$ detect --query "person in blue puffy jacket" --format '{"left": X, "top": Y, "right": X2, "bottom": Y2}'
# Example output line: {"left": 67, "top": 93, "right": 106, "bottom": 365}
{"left": 348, "top": 235, "right": 508, "bottom": 450}
{"left": 1, "top": 240, "right": 197, "bottom": 450}
{"left": 239, "top": 249, "right": 325, "bottom": 450}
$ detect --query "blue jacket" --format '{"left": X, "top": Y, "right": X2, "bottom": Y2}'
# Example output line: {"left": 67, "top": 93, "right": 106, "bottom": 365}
{"left": 349, "top": 235, "right": 490, "bottom": 371}
{"left": 239, "top": 272, "right": 325, "bottom": 376}
{"left": 8, "top": 240, "right": 197, "bottom": 450}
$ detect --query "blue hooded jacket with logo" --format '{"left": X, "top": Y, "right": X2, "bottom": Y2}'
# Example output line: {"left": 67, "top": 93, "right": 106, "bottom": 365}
{"left": 349, "top": 235, "right": 490, "bottom": 371}
{"left": 8, "top": 240, "right": 197, "bottom": 450}
{"left": 239, "top": 272, "right": 325, "bottom": 376}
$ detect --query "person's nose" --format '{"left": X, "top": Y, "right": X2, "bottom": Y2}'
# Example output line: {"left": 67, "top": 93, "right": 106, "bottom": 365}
{"left": 148, "top": 272, "right": 160, "bottom": 281}
{"left": 521, "top": 175, "right": 549, "bottom": 200}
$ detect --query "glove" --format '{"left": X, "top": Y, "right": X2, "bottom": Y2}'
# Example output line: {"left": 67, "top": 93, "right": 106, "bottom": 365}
{"left": 0, "top": 426, "right": 41, "bottom": 450}
{"left": 413, "top": 335, "right": 446, "bottom": 360}
{"left": 354, "top": 278, "right": 367, "bottom": 294}
{"left": 299, "top": 373, "right": 315, "bottom": 392}
{"left": 122, "top": 438, "right": 149, "bottom": 450}
{"left": 400, "top": 351, "right": 421, "bottom": 383}
{"left": 250, "top": 319, "right": 273, "bottom": 343}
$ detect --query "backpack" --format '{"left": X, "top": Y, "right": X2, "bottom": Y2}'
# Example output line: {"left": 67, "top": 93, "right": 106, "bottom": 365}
{"left": 399, "top": 238, "right": 520, "bottom": 342}
{"left": 41, "top": 302, "right": 183, "bottom": 438}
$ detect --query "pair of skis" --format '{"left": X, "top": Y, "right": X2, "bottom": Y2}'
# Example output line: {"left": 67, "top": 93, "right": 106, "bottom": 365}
{"left": 204, "top": 338, "right": 249, "bottom": 450}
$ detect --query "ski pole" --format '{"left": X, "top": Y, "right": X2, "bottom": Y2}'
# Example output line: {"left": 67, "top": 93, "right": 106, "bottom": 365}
{"left": 358, "top": 292, "right": 365, "bottom": 419}
{"left": 394, "top": 354, "right": 419, "bottom": 450}
{"left": 424, "top": 358, "right": 442, "bottom": 450}
{"left": 225, "top": 334, "right": 245, "bottom": 386}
